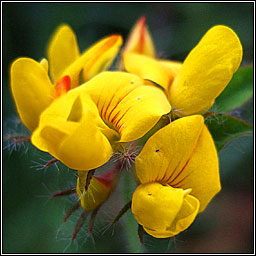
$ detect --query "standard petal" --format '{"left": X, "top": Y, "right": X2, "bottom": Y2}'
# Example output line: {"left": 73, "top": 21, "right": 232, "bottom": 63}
{"left": 84, "top": 71, "right": 171, "bottom": 142}
{"left": 10, "top": 58, "right": 55, "bottom": 131}
{"left": 122, "top": 16, "right": 155, "bottom": 57}
{"left": 169, "top": 25, "right": 243, "bottom": 116}
{"left": 47, "top": 24, "right": 80, "bottom": 83}
{"left": 131, "top": 182, "right": 185, "bottom": 231}
{"left": 135, "top": 115, "right": 204, "bottom": 184}
{"left": 170, "top": 125, "right": 221, "bottom": 212}
{"left": 62, "top": 35, "right": 123, "bottom": 89}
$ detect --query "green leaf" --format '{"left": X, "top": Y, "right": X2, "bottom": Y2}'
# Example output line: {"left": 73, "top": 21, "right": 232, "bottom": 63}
{"left": 205, "top": 112, "right": 253, "bottom": 151}
{"left": 214, "top": 65, "right": 253, "bottom": 112}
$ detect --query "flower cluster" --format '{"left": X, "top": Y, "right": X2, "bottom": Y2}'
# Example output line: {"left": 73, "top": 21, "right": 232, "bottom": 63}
{"left": 8, "top": 17, "right": 242, "bottom": 241}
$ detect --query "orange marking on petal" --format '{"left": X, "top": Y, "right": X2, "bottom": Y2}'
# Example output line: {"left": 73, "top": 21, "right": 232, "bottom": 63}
{"left": 138, "top": 16, "right": 146, "bottom": 54}
{"left": 54, "top": 75, "right": 71, "bottom": 98}
{"left": 84, "top": 35, "right": 121, "bottom": 80}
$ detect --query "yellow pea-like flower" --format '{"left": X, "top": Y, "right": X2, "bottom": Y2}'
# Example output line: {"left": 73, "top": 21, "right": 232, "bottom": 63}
{"left": 131, "top": 115, "right": 221, "bottom": 238}
{"left": 123, "top": 25, "right": 243, "bottom": 117}
{"left": 10, "top": 24, "right": 123, "bottom": 131}
{"left": 31, "top": 71, "right": 171, "bottom": 171}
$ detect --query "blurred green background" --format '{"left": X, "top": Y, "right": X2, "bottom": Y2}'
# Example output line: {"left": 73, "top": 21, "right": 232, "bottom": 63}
{"left": 3, "top": 2, "right": 254, "bottom": 253}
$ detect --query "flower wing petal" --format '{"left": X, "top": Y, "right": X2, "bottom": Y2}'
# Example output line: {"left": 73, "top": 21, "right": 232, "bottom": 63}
{"left": 31, "top": 89, "right": 116, "bottom": 170}
{"left": 131, "top": 183, "right": 185, "bottom": 232}
{"left": 167, "top": 194, "right": 200, "bottom": 236}
{"left": 169, "top": 25, "right": 243, "bottom": 116}
{"left": 143, "top": 194, "right": 199, "bottom": 238}
{"left": 10, "top": 58, "right": 55, "bottom": 131}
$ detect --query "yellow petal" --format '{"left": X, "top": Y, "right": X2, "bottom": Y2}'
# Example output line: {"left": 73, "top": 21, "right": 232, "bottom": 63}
{"left": 158, "top": 60, "right": 182, "bottom": 76}
{"left": 31, "top": 89, "right": 117, "bottom": 170}
{"left": 47, "top": 24, "right": 80, "bottom": 83}
{"left": 135, "top": 115, "right": 220, "bottom": 212}
{"left": 169, "top": 25, "right": 243, "bottom": 116}
{"left": 122, "top": 16, "right": 155, "bottom": 57}
{"left": 143, "top": 193, "right": 200, "bottom": 238}
{"left": 40, "top": 58, "right": 49, "bottom": 73}
{"left": 62, "top": 35, "right": 123, "bottom": 89}
{"left": 135, "top": 115, "right": 204, "bottom": 184}
{"left": 131, "top": 182, "right": 185, "bottom": 231}
{"left": 57, "top": 117, "right": 115, "bottom": 171}
{"left": 167, "top": 194, "right": 200, "bottom": 236}
{"left": 123, "top": 53, "right": 173, "bottom": 91}
{"left": 31, "top": 90, "right": 82, "bottom": 153}
{"left": 84, "top": 71, "right": 171, "bottom": 142}
{"left": 171, "top": 125, "right": 221, "bottom": 212}
{"left": 10, "top": 58, "right": 55, "bottom": 131}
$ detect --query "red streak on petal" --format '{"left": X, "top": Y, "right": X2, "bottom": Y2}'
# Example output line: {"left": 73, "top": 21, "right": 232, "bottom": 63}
{"left": 116, "top": 106, "right": 132, "bottom": 130}
{"left": 54, "top": 75, "right": 71, "bottom": 98}
{"left": 110, "top": 110, "right": 121, "bottom": 126}
{"left": 108, "top": 87, "right": 138, "bottom": 124}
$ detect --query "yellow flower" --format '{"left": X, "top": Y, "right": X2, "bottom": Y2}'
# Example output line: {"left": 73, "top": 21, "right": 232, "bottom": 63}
{"left": 10, "top": 24, "right": 123, "bottom": 131}
{"left": 123, "top": 25, "right": 243, "bottom": 117}
{"left": 31, "top": 71, "right": 171, "bottom": 170}
{"left": 131, "top": 115, "right": 221, "bottom": 238}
